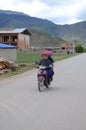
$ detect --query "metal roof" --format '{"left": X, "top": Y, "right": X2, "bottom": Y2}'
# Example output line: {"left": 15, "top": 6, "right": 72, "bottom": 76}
{"left": 0, "top": 43, "right": 18, "bottom": 49}
{"left": 0, "top": 28, "right": 27, "bottom": 34}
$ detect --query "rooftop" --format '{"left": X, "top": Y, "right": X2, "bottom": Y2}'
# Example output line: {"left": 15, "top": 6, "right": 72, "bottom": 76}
{"left": 0, "top": 28, "right": 31, "bottom": 35}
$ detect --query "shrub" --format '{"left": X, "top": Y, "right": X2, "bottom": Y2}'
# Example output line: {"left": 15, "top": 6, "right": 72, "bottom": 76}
{"left": 75, "top": 44, "right": 84, "bottom": 53}
{"left": 83, "top": 48, "right": 86, "bottom": 52}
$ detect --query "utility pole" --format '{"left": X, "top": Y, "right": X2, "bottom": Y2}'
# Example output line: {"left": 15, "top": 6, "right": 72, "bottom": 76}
{"left": 72, "top": 30, "right": 75, "bottom": 54}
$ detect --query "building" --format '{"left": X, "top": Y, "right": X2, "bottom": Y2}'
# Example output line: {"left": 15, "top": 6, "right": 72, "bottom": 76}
{"left": 60, "top": 43, "right": 74, "bottom": 53}
{"left": 0, "top": 43, "right": 17, "bottom": 62}
{"left": 61, "top": 43, "right": 74, "bottom": 50}
{"left": 0, "top": 28, "right": 31, "bottom": 51}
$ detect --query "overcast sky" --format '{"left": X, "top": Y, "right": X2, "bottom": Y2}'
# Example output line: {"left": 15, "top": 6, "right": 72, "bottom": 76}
{"left": 0, "top": 0, "right": 86, "bottom": 25}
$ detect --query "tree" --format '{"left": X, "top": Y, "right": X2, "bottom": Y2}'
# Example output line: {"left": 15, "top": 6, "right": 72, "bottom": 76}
{"left": 75, "top": 44, "right": 84, "bottom": 53}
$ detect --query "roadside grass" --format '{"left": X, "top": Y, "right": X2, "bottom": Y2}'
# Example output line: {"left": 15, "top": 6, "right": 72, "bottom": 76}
{"left": 17, "top": 51, "right": 77, "bottom": 64}
{"left": 0, "top": 51, "right": 77, "bottom": 78}
{"left": 16, "top": 52, "right": 78, "bottom": 74}
{"left": 17, "top": 51, "right": 41, "bottom": 63}
{"left": 53, "top": 53, "right": 77, "bottom": 61}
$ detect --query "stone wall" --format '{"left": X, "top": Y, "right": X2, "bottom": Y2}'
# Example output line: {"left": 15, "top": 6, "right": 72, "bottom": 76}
{"left": 0, "top": 49, "right": 17, "bottom": 62}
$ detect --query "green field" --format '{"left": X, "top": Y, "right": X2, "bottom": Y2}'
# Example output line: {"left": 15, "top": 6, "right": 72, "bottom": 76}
{"left": 17, "top": 51, "right": 76, "bottom": 64}
{"left": 0, "top": 51, "right": 77, "bottom": 78}
{"left": 17, "top": 51, "right": 41, "bottom": 63}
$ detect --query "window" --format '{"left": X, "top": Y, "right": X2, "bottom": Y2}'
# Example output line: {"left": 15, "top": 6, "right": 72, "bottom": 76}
{"left": 3, "top": 36, "right": 9, "bottom": 42}
{"left": 11, "top": 36, "right": 17, "bottom": 42}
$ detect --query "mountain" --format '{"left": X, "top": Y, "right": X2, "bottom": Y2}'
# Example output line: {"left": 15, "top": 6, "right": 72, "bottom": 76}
{"left": 56, "top": 22, "right": 86, "bottom": 45}
{"left": 0, "top": 10, "right": 86, "bottom": 46}
{"left": 0, "top": 10, "right": 67, "bottom": 47}
{"left": 30, "top": 29, "right": 66, "bottom": 47}
{"left": 0, "top": 10, "right": 58, "bottom": 33}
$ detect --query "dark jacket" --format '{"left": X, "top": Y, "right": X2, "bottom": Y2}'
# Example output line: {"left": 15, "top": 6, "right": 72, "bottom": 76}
{"left": 48, "top": 56, "right": 54, "bottom": 63}
{"left": 39, "top": 59, "right": 51, "bottom": 68}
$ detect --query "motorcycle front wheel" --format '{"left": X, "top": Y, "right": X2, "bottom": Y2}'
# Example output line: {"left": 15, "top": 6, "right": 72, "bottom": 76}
{"left": 38, "top": 77, "right": 44, "bottom": 92}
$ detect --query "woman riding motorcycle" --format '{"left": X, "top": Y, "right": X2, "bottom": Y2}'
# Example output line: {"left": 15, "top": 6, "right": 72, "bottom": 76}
{"left": 39, "top": 53, "right": 54, "bottom": 83}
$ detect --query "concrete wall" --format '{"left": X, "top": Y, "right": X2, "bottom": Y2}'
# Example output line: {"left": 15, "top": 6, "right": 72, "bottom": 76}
{"left": 0, "top": 49, "right": 17, "bottom": 62}
{"left": 18, "top": 34, "right": 30, "bottom": 50}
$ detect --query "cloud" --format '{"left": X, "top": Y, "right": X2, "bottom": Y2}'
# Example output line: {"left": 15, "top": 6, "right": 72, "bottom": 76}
{"left": 34, "top": 0, "right": 78, "bottom": 6}
{"left": 0, "top": 0, "right": 86, "bottom": 24}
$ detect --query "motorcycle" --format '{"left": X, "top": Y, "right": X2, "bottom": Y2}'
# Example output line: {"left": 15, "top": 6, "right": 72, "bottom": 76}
{"left": 37, "top": 65, "right": 51, "bottom": 92}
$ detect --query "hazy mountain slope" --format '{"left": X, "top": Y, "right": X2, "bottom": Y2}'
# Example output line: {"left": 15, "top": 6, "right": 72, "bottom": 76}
{"left": 30, "top": 30, "right": 66, "bottom": 47}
